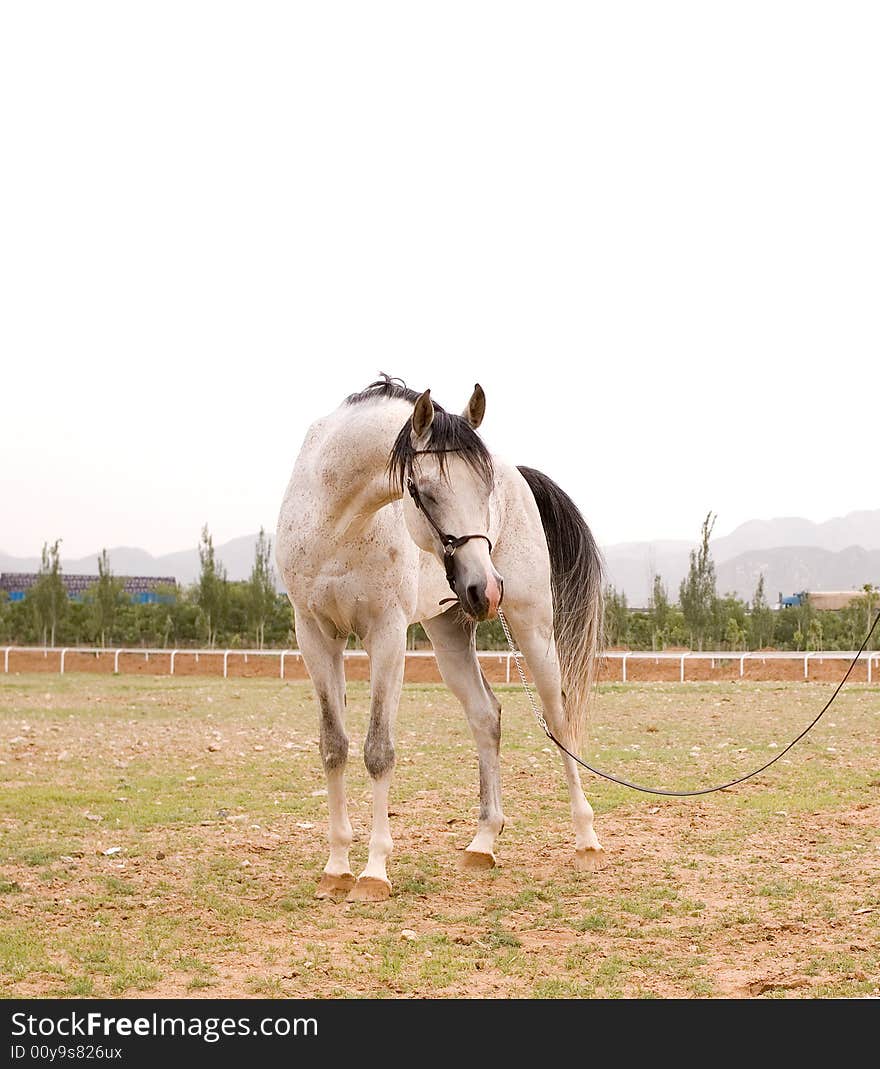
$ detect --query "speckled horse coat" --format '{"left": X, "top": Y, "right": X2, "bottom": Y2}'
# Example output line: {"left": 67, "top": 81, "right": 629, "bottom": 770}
{"left": 276, "top": 378, "right": 604, "bottom": 900}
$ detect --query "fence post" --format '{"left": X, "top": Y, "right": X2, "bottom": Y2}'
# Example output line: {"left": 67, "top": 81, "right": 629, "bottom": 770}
{"left": 680, "top": 653, "right": 687, "bottom": 683}
{"left": 280, "top": 650, "right": 288, "bottom": 679}
{"left": 170, "top": 650, "right": 178, "bottom": 675}
{"left": 739, "top": 653, "right": 747, "bottom": 678}
{"left": 114, "top": 649, "right": 121, "bottom": 673}
{"left": 60, "top": 648, "right": 68, "bottom": 675}
{"left": 3, "top": 647, "right": 10, "bottom": 674}
{"left": 223, "top": 651, "right": 230, "bottom": 679}
{"left": 621, "top": 652, "right": 630, "bottom": 682}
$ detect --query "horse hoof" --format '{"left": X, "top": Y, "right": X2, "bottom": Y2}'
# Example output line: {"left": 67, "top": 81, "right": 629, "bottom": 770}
{"left": 346, "top": 876, "right": 392, "bottom": 902}
{"left": 574, "top": 847, "right": 607, "bottom": 873}
{"left": 461, "top": 849, "right": 496, "bottom": 870}
{"left": 315, "top": 872, "right": 356, "bottom": 899}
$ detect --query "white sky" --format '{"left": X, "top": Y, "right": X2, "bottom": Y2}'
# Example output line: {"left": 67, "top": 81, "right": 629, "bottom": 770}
{"left": 1, "top": 2, "right": 877, "bottom": 559}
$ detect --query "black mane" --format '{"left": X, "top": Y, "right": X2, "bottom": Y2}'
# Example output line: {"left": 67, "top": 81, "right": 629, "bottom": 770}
{"left": 347, "top": 374, "right": 493, "bottom": 492}
{"left": 345, "top": 374, "right": 426, "bottom": 407}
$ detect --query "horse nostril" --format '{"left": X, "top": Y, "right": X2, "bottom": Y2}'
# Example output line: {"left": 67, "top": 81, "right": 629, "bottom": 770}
{"left": 466, "top": 584, "right": 485, "bottom": 611}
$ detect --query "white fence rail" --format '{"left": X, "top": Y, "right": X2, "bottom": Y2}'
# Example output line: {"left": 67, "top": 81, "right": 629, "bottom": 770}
{"left": 2, "top": 646, "right": 878, "bottom": 683}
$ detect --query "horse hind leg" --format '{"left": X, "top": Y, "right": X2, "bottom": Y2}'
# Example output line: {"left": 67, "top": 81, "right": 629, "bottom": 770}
{"left": 505, "top": 612, "right": 606, "bottom": 872}
{"left": 295, "top": 615, "right": 355, "bottom": 898}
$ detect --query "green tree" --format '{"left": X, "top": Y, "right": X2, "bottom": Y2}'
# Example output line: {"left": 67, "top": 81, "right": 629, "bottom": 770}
{"left": 860, "top": 584, "right": 879, "bottom": 652}
{"left": 247, "top": 528, "right": 276, "bottom": 650}
{"left": 29, "top": 540, "right": 67, "bottom": 647}
{"left": 679, "top": 513, "right": 717, "bottom": 650}
{"left": 197, "top": 525, "right": 227, "bottom": 648}
{"left": 748, "top": 574, "right": 775, "bottom": 649}
{"left": 604, "top": 584, "right": 629, "bottom": 647}
{"left": 649, "top": 574, "right": 671, "bottom": 650}
{"left": 89, "top": 549, "right": 124, "bottom": 648}
{"left": 724, "top": 616, "right": 744, "bottom": 650}
{"left": 714, "top": 592, "right": 747, "bottom": 649}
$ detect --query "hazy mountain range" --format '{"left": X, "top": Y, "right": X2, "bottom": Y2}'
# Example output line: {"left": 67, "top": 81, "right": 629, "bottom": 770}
{"left": 2, "top": 510, "right": 878, "bottom": 605}
{"left": 603, "top": 510, "right": 880, "bottom": 604}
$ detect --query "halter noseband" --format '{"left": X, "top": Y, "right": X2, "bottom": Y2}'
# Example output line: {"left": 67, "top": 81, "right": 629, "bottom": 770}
{"left": 405, "top": 449, "right": 495, "bottom": 606}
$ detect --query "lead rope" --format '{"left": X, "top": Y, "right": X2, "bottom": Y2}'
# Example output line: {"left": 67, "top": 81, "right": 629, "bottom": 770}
{"left": 496, "top": 606, "right": 880, "bottom": 797}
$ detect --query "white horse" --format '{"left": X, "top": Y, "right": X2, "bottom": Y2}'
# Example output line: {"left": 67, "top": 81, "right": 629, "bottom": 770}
{"left": 276, "top": 376, "right": 604, "bottom": 901}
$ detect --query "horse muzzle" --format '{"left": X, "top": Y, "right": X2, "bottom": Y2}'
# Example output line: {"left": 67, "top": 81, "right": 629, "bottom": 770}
{"left": 461, "top": 570, "right": 504, "bottom": 621}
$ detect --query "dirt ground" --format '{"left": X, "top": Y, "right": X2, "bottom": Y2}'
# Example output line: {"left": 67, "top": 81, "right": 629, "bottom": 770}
{"left": 1, "top": 673, "right": 878, "bottom": 999}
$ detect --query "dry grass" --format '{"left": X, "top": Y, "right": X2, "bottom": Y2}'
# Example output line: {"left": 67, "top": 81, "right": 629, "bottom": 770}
{"left": 1, "top": 673, "right": 878, "bottom": 998}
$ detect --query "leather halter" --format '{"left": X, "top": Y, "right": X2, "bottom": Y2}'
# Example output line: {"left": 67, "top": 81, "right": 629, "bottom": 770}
{"left": 405, "top": 450, "right": 495, "bottom": 605}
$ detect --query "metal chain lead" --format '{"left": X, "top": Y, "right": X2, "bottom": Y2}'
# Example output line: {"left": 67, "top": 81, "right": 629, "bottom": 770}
{"left": 496, "top": 608, "right": 550, "bottom": 737}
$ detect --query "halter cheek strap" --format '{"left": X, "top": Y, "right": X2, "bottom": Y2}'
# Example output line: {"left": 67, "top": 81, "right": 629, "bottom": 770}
{"left": 405, "top": 475, "right": 494, "bottom": 603}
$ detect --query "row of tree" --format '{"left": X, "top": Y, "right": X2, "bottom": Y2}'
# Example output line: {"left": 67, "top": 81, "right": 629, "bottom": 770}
{"left": 0, "top": 528, "right": 293, "bottom": 651}
{"left": 2, "top": 514, "right": 877, "bottom": 652}
{"left": 601, "top": 513, "right": 879, "bottom": 652}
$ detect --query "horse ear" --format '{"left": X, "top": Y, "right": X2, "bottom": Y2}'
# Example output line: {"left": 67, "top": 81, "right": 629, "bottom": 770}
{"left": 411, "top": 389, "right": 435, "bottom": 442}
{"left": 462, "top": 383, "right": 485, "bottom": 429}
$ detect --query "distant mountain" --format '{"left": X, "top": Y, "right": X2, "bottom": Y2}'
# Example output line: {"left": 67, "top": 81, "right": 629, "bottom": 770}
{"left": 0, "top": 535, "right": 269, "bottom": 588}
{"left": 715, "top": 546, "right": 880, "bottom": 603}
{"left": 603, "top": 509, "right": 880, "bottom": 603}
{"left": 2, "top": 509, "right": 878, "bottom": 603}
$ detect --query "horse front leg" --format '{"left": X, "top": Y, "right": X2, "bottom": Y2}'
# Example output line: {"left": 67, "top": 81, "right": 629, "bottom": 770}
{"left": 422, "top": 609, "right": 505, "bottom": 869}
{"left": 347, "top": 619, "right": 406, "bottom": 902}
{"left": 295, "top": 613, "right": 355, "bottom": 898}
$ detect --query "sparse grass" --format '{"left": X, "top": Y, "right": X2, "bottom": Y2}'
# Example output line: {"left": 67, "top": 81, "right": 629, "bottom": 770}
{"left": 1, "top": 673, "right": 879, "bottom": 998}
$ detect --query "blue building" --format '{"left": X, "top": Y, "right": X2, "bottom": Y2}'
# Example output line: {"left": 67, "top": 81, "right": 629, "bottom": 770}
{"left": 0, "top": 573, "right": 177, "bottom": 604}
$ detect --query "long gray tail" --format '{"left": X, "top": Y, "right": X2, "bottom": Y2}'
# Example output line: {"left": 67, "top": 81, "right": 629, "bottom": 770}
{"left": 517, "top": 466, "right": 604, "bottom": 747}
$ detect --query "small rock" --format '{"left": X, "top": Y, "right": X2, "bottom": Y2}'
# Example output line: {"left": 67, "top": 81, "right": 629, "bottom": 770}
{"left": 310, "top": 789, "right": 328, "bottom": 797}
{"left": 241, "top": 860, "right": 251, "bottom": 868}
{"left": 185, "top": 776, "right": 196, "bottom": 783}
{"left": 400, "top": 929, "right": 418, "bottom": 941}
{"left": 84, "top": 813, "right": 103, "bottom": 822}
{"left": 60, "top": 855, "right": 76, "bottom": 863}
{"left": 156, "top": 851, "right": 166, "bottom": 860}
{"left": 295, "top": 822, "right": 315, "bottom": 830}
{"left": 253, "top": 745, "right": 264, "bottom": 752}
{"left": 207, "top": 743, "right": 221, "bottom": 752}
{"left": 102, "top": 846, "right": 122, "bottom": 856}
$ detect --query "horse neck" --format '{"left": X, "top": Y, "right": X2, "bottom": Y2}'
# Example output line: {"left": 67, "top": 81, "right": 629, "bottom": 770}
{"left": 319, "top": 400, "right": 410, "bottom": 529}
